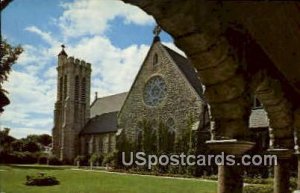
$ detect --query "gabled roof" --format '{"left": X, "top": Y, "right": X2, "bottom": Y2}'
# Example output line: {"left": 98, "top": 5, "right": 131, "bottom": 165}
{"left": 90, "top": 92, "right": 128, "bottom": 118}
{"left": 81, "top": 111, "right": 118, "bottom": 135}
{"left": 162, "top": 45, "right": 203, "bottom": 97}
{"left": 249, "top": 108, "right": 269, "bottom": 128}
{"left": 118, "top": 39, "right": 205, "bottom": 117}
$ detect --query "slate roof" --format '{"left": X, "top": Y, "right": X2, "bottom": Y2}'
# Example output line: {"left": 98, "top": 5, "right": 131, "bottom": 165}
{"left": 81, "top": 111, "right": 118, "bottom": 135}
{"left": 249, "top": 108, "right": 269, "bottom": 128}
{"left": 90, "top": 92, "right": 128, "bottom": 118}
{"left": 163, "top": 45, "right": 204, "bottom": 97}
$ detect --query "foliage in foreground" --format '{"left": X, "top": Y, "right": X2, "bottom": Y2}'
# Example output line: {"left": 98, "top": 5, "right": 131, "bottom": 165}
{"left": 0, "top": 39, "right": 23, "bottom": 85}
{"left": 243, "top": 185, "right": 273, "bottom": 193}
{"left": 25, "top": 173, "right": 59, "bottom": 186}
{"left": 115, "top": 117, "right": 213, "bottom": 176}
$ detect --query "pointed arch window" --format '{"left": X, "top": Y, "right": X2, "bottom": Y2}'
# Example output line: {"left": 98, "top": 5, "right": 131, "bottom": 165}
{"left": 153, "top": 53, "right": 158, "bottom": 66}
{"left": 81, "top": 77, "right": 86, "bottom": 102}
{"left": 75, "top": 76, "right": 79, "bottom": 101}
{"left": 59, "top": 77, "right": 63, "bottom": 101}
{"left": 63, "top": 75, "right": 68, "bottom": 99}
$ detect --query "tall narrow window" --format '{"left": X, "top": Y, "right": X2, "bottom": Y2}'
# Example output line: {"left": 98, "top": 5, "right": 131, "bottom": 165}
{"left": 75, "top": 76, "right": 79, "bottom": 101}
{"left": 59, "top": 77, "right": 63, "bottom": 101}
{"left": 99, "top": 137, "right": 103, "bottom": 153}
{"left": 81, "top": 77, "right": 86, "bottom": 102}
{"left": 153, "top": 53, "right": 158, "bottom": 66}
{"left": 63, "top": 75, "right": 68, "bottom": 99}
{"left": 135, "top": 128, "right": 143, "bottom": 151}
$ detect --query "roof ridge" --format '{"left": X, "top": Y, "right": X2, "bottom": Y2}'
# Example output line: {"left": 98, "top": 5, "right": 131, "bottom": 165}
{"left": 162, "top": 45, "right": 187, "bottom": 60}
{"left": 97, "top": 92, "right": 128, "bottom": 99}
{"left": 95, "top": 111, "right": 119, "bottom": 116}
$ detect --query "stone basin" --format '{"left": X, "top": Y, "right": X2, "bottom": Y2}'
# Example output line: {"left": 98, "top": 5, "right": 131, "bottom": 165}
{"left": 206, "top": 139, "right": 255, "bottom": 155}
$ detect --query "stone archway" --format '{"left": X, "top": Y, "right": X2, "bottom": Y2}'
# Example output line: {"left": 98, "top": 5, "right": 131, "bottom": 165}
{"left": 121, "top": 1, "right": 300, "bottom": 193}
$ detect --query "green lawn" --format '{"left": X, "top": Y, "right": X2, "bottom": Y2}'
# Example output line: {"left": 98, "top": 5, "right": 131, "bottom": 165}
{"left": 0, "top": 165, "right": 217, "bottom": 193}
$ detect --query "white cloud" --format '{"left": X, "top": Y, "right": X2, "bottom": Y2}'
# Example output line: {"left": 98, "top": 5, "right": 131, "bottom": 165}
{"left": 58, "top": 0, "right": 154, "bottom": 38}
{"left": 25, "top": 26, "right": 59, "bottom": 46}
{"left": 9, "top": 127, "right": 51, "bottom": 139}
{"left": 65, "top": 35, "right": 150, "bottom": 96}
{"left": 1, "top": 70, "right": 56, "bottom": 138}
{"left": 16, "top": 43, "right": 61, "bottom": 77}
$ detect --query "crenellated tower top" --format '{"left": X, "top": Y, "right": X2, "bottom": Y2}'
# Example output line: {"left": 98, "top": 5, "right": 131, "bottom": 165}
{"left": 57, "top": 45, "right": 91, "bottom": 70}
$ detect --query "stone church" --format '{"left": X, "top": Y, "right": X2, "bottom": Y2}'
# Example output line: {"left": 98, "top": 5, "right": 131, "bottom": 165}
{"left": 52, "top": 33, "right": 268, "bottom": 162}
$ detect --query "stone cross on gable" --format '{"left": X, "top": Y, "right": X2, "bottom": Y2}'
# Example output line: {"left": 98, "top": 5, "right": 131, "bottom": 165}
{"left": 153, "top": 25, "right": 161, "bottom": 37}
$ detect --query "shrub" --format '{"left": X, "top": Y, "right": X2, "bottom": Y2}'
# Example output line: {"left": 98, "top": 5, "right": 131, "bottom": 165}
{"left": 48, "top": 155, "right": 62, "bottom": 165}
{"left": 89, "top": 153, "right": 104, "bottom": 166}
{"left": 244, "top": 178, "right": 272, "bottom": 185}
{"left": 102, "top": 152, "right": 116, "bottom": 167}
{"left": 290, "top": 177, "right": 297, "bottom": 191}
{"left": 74, "top": 155, "right": 85, "bottom": 165}
{"left": 38, "top": 155, "right": 48, "bottom": 164}
{"left": 23, "top": 141, "right": 40, "bottom": 152}
{"left": 6, "top": 151, "right": 38, "bottom": 164}
{"left": 243, "top": 185, "right": 273, "bottom": 193}
{"left": 25, "top": 173, "right": 59, "bottom": 186}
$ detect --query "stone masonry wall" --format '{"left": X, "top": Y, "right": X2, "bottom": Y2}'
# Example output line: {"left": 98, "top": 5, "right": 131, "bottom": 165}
{"left": 118, "top": 41, "right": 205, "bottom": 140}
{"left": 81, "top": 133, "right": 116, "bottom": 155}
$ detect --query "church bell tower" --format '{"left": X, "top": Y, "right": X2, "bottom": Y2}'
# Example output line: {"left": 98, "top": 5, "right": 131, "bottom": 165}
{"left": 52, "top": 45, "right": 91, "bottom": 163}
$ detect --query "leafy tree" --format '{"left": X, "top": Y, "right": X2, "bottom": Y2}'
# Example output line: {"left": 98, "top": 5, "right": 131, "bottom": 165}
{"left": 25, "top": 135, "right": 39, "bottom": 143}
{"left": 23, "top": 134, "right": 52, "bottom": 146}
{"left": 158, "top": 121, "right": 175, "bottom": 154}
{"left": 0, "top": 38, "right": 23, "bottom": 85}
{"left": 23, "top": 141, "right": 40, "bottom": 152}
{"left": 139, "top": 119, "right": 157, "bottom": 154}
{"left": 1, "top": 0, "right": 23, "bottom": 112}
{"left": 1, "top": 0, "right": 13, "bottom": 11}
{"left": 11, "top": 139, "right": 24, "bottom": 152}
{"left": 0, "top": 128, "right": 15, "bottom": 153}
{"left": 89, "top": 153, "right": 104, "bottom": 165}
{"left": 37, "top": 134, "right": 52, "bottom": 146}
{"left": 115, "top": 130, "right": 133, "bottom": 168}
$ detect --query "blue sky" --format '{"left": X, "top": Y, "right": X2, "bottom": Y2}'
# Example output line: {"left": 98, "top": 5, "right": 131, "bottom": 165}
{"left": 1, "top": 0, "right": 183, "bottom": 138}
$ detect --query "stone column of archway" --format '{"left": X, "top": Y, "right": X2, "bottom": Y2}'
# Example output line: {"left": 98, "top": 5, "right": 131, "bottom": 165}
{"left": 251, "top": 73, "right": 294, "bottom": 193}
{"left": 179, "top": 36, "right": 253, "bottom": 192}
{"left": 180, "top": 30, "right": 254, "bottom": 193}
{"left": 294, "top": 109, "right": 300, "bottom": 191}
{"left": 121, "top": 1, "right": 254, "bottom": 193}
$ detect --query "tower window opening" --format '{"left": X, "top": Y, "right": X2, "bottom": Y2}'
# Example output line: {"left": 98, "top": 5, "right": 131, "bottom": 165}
{"left": 64, "top": 75, "right": 68, "bottom": 99}
{"left": 75, "top": 76, "right": 79, "bottom": 101}
{"left": 59, "top": 77, "right": 63, "bottom": 101}
{"left": 81, "top": 78, "right": 86, "bottom": 102}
